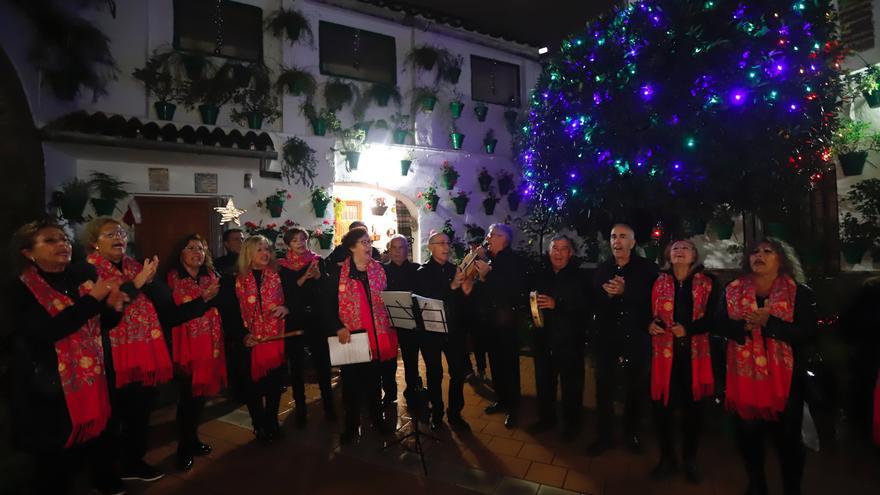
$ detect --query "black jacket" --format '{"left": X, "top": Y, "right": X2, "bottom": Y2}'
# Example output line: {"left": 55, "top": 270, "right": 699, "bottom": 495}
{"left": 592, "top": 255, "right": 659, "bottom": 342}
{"left": 213, "top": 252, "right": 239, "bottom": 278}
{"left": 10, "top": 268, "right": 105, "bottom": 452}
{"left": 474, "top": 247, "right": 527, "bottom": 329}
{"left": 415, "top": 258, "right": 463, "bottom": 334}
{"left": 534, "top": 260, "right": 590, "bottom": 347}
{"left": 279, "top": 257, "right": 326, "bottom": 334}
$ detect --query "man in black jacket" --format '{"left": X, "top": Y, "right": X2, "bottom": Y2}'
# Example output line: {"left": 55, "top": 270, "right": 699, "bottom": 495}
{"left": 588, "top": 223, "right": 658, "bottom": 456}
{"left": 416, "top": 232, "right": 470, "bottom": 432}
{"left": 213, "top": 229, "right": 242, "bottom": 277}
{"left": 472, "top": 223, "right": 526, "bottom": 428}
{"left": 528, "top": 234, "right": 588, "bottom": 440}
{"left": 382, "top": 235, "right": 419, "bottom": 407}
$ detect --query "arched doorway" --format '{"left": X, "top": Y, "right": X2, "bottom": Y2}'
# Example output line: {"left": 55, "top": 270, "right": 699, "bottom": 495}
{"left": 332, "top": 182, "right": 421, "bottom": 262}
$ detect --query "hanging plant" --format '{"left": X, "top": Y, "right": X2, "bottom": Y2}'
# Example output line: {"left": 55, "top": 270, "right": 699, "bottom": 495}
{"left": 281, "top": 136, "right": 318, "bottom": 187}
{"left": 371, "top": 197, "right": 389, "bottom": 216}
{"left": 474, "top": 101, "right": 489, "bottom": 122}
{"left": 449, "top": 89, "right": 465, "bottom": 119}
{"left": 54, "top": 178, "right": 92, "bottom": 222}
{"left": 497, "top": 169, "right": 514, "bottom": 195}
{"left": 88, "top": 171, "right": 129, "bottom": 216}
{"left": 450, "top": 190, "right": 470, "bottom": 215}
{"left": 390, "top": 112, "right": 412, "bottom": 145}
{"left": 275, "top": 66, "right": 317, "bottom": 97}
{"left": 334, "top": 127, "right": 367, "bottom": 171}
{"left": 439, "top": 53, "right": 464, "bottom": 84}
{"left": 231, "top": 86, "right": 281, "bottom": 130}
{"left": 324, "top": 79, "right": 360, "bottom": 112}
{"left": 477, "top": 167, "right": 493, "bottom": 192}
{"left": 133, "top": 51, "right": 184, "bottom": 120}
{"left": 364, "top": 81, "right": 402, "bottom": 107}
{"left": 440, "top": 161, "right": 460, "bottom": 190}
{"left": 180, "top": 61, "right": 243, "bottom": 125}
{"left": 401, "top": 149, "right": 415, "bottom": 176}
{"left": 450, "top": 121, "right": 465, "bottom": 150}
{"left": 300, "top": 100, "right": 341, "bottom": 136}
{"left": 482, "top": 190, "right": 500, "bottom": 215}
{"left": 507, "top": 189, "right": 521, "bottom": 212}
{"left": 265, "top": 7, "right": 314, "bottom": 46}
{"left": 257, "top": 189, "right": 291, "bottom": 218}
{"left": 483, "top": 128, "right": 498, "bottom": 154}
{"left": 311, "top": 187, "right": 333, "bottom": 217}
{"left": 405, "top": 45, "right": 443, "bottom": 72}
{"left": 412, "top": 86, "right": 440, "bottom": 113}
{"left": 831, "top": 120, "right": 880, "bottom": 176}
{"left": 503, "top": 104, "right": 519, "bottom": 134}
{"left": 849, "top": 64, "right": 880, "bottom": 108}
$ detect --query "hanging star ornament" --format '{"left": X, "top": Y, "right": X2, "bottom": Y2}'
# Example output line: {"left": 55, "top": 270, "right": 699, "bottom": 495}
{"left": 215, "top": 198, "right": 246, "bottom": 226}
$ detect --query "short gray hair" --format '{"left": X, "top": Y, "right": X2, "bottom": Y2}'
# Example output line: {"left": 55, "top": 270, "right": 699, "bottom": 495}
{"left": 386, "top": 234, "right": 408, "bottom": 250}
{"left": 548, "top": 234, "right": 575, "bottom": 252}
{"left": 489, "top": 223, "right": 513, "bottom": 245}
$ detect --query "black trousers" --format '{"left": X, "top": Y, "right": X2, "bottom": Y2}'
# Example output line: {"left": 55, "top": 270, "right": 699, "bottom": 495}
{"left": 285, "top": 334, "right": 334, "bottom": 410}
{"left": 398, "top": 329, "right": 424, "bottom": 399}
{"left": 422, "top": 332, "right": 467, "bottom": 418}
{"left": 487, "top": 324, "right": 521, "bottom": 413}
{"left": 108, "top": 382, "right": 157, "bottom": 466}
{"left": 652, "top": 342, "right": 704, "bottom": 463}
{"left": 244, "top": 366, "right": 284, "bottom": 432}
{"left": 593, "top": 336, "right": 650, "bottom": 440}
{"left": 533, "top": 332, "right": 585, "bottom": 426}
{"left": 27, "top": 430, "right": 117, "bottom": 495}
{"left": 735, "top": 374, "right": 806, "bottom": 495}
{"left": 176, "top": 375, "right": 206, "bottom": 454}
{"left": 379, "top": 358, "right": 398, "bottom": 402}
{"left": 467, "top": 324, "right": 489, "bottom": 374}
{"left": 340, "top": 361, "right": 383, "bottom": 430}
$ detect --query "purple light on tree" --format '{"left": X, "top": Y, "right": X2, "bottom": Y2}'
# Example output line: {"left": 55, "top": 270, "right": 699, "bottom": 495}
{"left": 730, "top": 89, "right": 747, "bottom": 105}
{"left": 640, "top": 84, "right": 655, "bottom": 100}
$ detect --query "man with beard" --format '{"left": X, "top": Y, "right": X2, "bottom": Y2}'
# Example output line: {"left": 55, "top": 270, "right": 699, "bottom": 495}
{"left": 528, "top": 235, "right": 588, "bottom": 440}
{"left": 588, "top": 223, "right": 658, "bottom": 455}
{"left": 473, "top": 224, "right": 526, "bottom": 428}
{"left": 415, "top": 232, "right": 471, "bottom": 432}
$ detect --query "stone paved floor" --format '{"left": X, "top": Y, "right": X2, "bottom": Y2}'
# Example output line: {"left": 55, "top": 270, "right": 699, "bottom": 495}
{"left": 76, "top": 355, "right": 880, "bottom": 495}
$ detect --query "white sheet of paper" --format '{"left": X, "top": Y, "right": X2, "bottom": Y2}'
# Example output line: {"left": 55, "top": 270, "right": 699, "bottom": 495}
{"left": 326, "top": 332, "right": 371, "bottom": 366}
{"left": 413, "top": 294, "right": 447, "bottom": 333}
{"left": 380, "top": 291, "right": 417, "bottom": 330}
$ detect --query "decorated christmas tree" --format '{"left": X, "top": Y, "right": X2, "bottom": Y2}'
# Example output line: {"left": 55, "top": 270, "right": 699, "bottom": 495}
{"left": 518, "top": 0, "right": 843, "bottom": 243}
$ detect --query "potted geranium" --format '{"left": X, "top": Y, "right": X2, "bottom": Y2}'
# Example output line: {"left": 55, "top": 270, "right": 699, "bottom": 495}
{"left": 313, "top": 221, "right": 335, "bottom": 250}
{"left": 474, "top": 101, "right": 489, "bottom": 122}
{"left": 482, "top": 190, "right": 500, "bottom": 215}
{"left": 231, "top": 86, "right": 281, "bottom": 130}
{"left": 450, "top": 121, "right": 465, "bottom": 150}
{"left": 311, "top": 186, "right": 332, "bottom": 217}
{"left": 850, "top": 64, "right": 880, "bottom": 108}
{"left": 324, "top": 79, "right": 359, "bottom": 112}
{"left": 484, "top": 129, "right": 498, "bottom": 154}
{"left": 450, "top": 190, "right": 470, "bottom": 215}
{"left": 258, "top": 189, "right": 291, "bottom": 218}
{"left": 275, "top": 65, "right": 317, "bottom": 97}
{"left": 832, "top": 119, "right": 880, "bottom": 176}
{"left": 88, "top": 171, "right": 129, "bottom": 216}
{"left": 132, "top": 51, "right": 183, "bottom": 120}
{"left": 417, "top": 185, "right": 440, "bottom": 212}
{"left": 440, "top": 161, "right": 460, "bottom": 190}
{"left": 401, "top": 149, "right": 415, "bottom": 176}
{"left": 497, "top": 169, "right": 514, "bottom": 195}
{"left": 477, "top": 167, "right": 493, "bottom": 192}
{"left": 390, "top": 112, "right": 411, "bottom": 145}
{"left": 449, "top": 89, "right": 465, "bottom": 119}
{"left": 371, "top": 197, "right": 388, "bottom": 216}
{"left": 335, "top": 127, "right": 367, "bottom": 170}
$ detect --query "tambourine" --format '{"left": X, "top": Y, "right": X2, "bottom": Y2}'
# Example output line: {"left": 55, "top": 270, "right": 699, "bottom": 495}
{"left": 529, "top": 291, "right": 545, "bottom": 328}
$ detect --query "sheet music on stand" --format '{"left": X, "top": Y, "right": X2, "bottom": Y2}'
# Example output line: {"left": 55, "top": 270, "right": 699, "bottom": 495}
{"left": 326, "top": 331, "right": 372, "bottom": 366}
{"left": 413, "top": 295, "right": 448, "bottom": 334}
{"left": 381, "top": 291, "right": 417, "bottom": 330}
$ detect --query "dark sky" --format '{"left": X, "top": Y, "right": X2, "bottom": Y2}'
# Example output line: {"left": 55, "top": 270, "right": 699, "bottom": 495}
{"left": 363, "top": 0, "right": 620, "bottom": 49}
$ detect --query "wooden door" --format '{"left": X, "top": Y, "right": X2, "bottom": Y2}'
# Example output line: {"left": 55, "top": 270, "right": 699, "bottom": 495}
{"left": 334, "top": 200, "right": 362, "bottom": 245}
{"left": 133, "top": 196, "right": 219, "bottom": 272}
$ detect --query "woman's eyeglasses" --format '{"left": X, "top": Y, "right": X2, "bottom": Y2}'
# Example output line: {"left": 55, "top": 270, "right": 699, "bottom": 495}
{"left": 100, "top": 230, "right": 128, "bottom": 240}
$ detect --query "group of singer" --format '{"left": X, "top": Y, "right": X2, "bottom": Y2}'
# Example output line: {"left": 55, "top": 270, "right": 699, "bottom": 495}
{"left": 11, "top": 215, "right": 823, "bottom": 495}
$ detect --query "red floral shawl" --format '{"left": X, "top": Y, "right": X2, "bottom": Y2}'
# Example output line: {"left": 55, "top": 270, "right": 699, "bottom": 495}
{"left": 651, "top": 272, "right": 715, "bottom": 405}
{"left": 338, "top": 258, "right": 397, "bottom": 362}
{"left": 20, "top": 267, "right": 111, "bottom": 447}
{"left": 235, "top": 269, "right": 285, "bottom": 380}
{"left": 168, "top": 270, "right": 226, "bottom": 397}
{"left": 87, "top": 253, "right": 172, "bottom": 387}
{"left": 725, "top": 275, "right": 796, "bottom": 420}
{"left": 277, "top": 249, "right": 319, "bottom": 271}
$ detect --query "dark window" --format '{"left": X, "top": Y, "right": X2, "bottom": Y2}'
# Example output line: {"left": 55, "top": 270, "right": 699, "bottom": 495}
{"left": 174, "top": 0, "right": 263, "bottom": 62}
{"left": 840, "top": 0, "right": 874, "bottom": 52}
{"left": 319, "top": 21, "right": 396, "bottom": 84}
{"left": 470, "top": 55, "right": 520, "bottom": 106}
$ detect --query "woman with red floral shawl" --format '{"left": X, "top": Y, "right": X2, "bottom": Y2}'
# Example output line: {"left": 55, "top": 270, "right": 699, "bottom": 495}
{"left": 323, "top": 227, "right": 398, "bottom": 444}
{"left": 647, "top": 240, "right": 718, "bottom": 483}
{"left": 233, "top": 235, "right": 289, "bottom": 441}
{"left": 166, "top": 234, "right": 226, "bottom": 471}
{"left": 10, "top": 220, "right": 128, "bottom": 495}
{"left": 715, "top": 238, "right": 817, "bottom": 495}
{"left": 278, "top": 227, "right": 335, "bottom": 427}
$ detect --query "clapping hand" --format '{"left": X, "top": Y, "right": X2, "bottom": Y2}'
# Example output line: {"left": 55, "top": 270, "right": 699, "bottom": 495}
{"left": 243, "top": 333, "right": 259, "bottom": 348}
{"left": 744, "top": 300, "right": 770, "bottom": 328}
{"left": 648, "top": 320, "right": 666, "bottom": 336}
{"left": 201, "top": 280, "right": 220, "bottom": 302}
{"left": 134, "top": 256, "right": 159, "bottom": 289}
{"left": 670, "top": 323, "right": 686, "bottom": 338}
{"left": 602, "top": 275, "right": 625, "bottom": 297}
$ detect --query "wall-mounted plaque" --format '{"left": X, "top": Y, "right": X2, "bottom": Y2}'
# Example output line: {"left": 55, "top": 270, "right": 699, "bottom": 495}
{"left": 148, "top": 168, "right": 169, "bottom": 191}
{"left": 195, "top": 173, "right": 218, "bottom": 194}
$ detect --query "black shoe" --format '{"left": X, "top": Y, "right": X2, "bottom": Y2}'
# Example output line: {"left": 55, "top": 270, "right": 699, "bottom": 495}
{"left": 94, "top": 476, "right": 126, "bottom": 495}
{"left": 448, "top": 415, "right": 471, "bottom": 432}
{"left": 372, "top": 414, "right": 392, "bottom": 434}
{"left": 430, "top": 415, "right": 444, "bottom": 431}
{"left": 650, "top": 458, "right": 677, "bottom": 480}
{"left": 627, "top": 434, "right": 643, "bottom": 454}
{"left": 684, "top": 460, "right": 701, "bottom": 484}
{"left": 176, "top": 452, "right": 194, "bottom": 472}
{"left": 340, "top": 426, "right": 360, "bottom": 445}
{"left": 504, "top": 413, "right": 518, "bottom": 429}
{"left": 254, "top": 427, "right": 270, "bottom": 442}
{"left": 586, "top": 438, "right": 614, "bottom": 457}
{"left": 526, "top": 419, "right": 557, "bottom": 435}
{"left": 484, "top": 402, "right": 504, "bottom": 415}
{"left": 295, "top": 409, "right": 307, "bottom": 429}
{"left": 266, "top": 421, "right": 282, "bottom": 441}
{"left": 120, "top": 460, "right": 164, "bottom": 482}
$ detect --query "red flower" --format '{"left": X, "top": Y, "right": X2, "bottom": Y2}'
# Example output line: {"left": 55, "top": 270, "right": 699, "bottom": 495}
{"left": 267, "top": 223, "right": 276, "bottom": 229}
{"left": 286, "top": 194, "right": 292, "bottom": 199}
{"left": 323, "top": 219, "right": 330, "bottom": 225}
{"left": 284, "top": 219, "right": 294, "bottom": 226}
